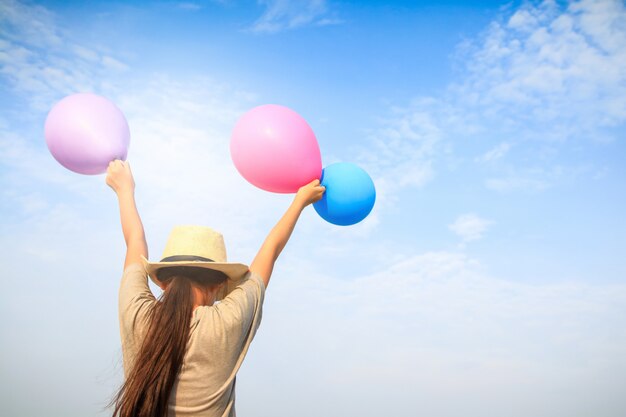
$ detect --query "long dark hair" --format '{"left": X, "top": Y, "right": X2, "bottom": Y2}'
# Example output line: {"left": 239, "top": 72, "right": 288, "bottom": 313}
{"left": 111, "top": 266, "right": 227, "bottom": 417}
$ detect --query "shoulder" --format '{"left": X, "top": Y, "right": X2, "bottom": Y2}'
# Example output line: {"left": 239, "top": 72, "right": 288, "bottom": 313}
{"left": 119, "top": 262, "right": 155, "bottom": 313}
{"left": 199, "top": 271, "right": 265, "bottom": 326}
{"left": 241, "top": 270, "right": 266, "bottom": 292}
{"left": 120, "top": 263, "right": 150, "bottom": 293}
{"left": 229, "top": 270, "right": 266, "bottom": 307}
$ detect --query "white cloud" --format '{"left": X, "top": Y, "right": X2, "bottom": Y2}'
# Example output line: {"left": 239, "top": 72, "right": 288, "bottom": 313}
{"left": 453, "top": 0, "right": 626, "bottom": 137}
{"left": 356, "top": 98, "right": 456, "bottom": 204}
{"left": 101, "top": 55, "right": 129, "bottom": 72}
{"left": 357, "top": 0, "right": 626, "bottom": 203}
{"left": 0, "top": 0, "right": 127, "bottom": 111}
{"left": 476, "top": 141, "right": 512, "bottom": 163}
{"left": 239, "top": 250, "right": 626, "bottom": 417}
{"left": 0, "top": 0, "right": 62, "bottom": 48}
{"left": 448, "top": 213, "right": 493, "bottom": 242}
{"left": 485, "top": 175, "right": 551, "bottom": 192}
{"left": 250, "top": 0, "right": 342, "bottom": 33}
{"left": 70, "top": 44, "right": 99, "bottom": 62}
{"left": 483, "top": 163, "right": 596, "bottom": 193}
{"left": 0, "top": 121, "right": 95, "bottom": 197}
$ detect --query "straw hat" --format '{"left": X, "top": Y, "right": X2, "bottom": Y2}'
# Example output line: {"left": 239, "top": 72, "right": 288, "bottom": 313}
{"left": 142, "top": 225, "right": 249, "bottom": 301}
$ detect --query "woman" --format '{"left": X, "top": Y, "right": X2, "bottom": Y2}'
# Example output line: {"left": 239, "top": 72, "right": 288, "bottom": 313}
{"left": 105, "top": 159, "right": 325, "bottom": 417}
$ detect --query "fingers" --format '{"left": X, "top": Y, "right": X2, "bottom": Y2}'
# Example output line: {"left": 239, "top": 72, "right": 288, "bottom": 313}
{"left": 310, "top": 182, "right": 325, "bottom": 204}
{"left": 105, "top": 160, "right": 135, "bottom": 194}
{"left": 107, "top": 159, "right": 130, "bottom": 172}
{"left": 308, "top": 179, "right": 324, "bottom": 191}
{"left": 106, "top": 159, "right": 132, "bottom": 187}
{"left": 108, "top": 160, "right": 120, "bottom": 171}
{"left": 312, "top": 181, "right": 325, "bottom": 194}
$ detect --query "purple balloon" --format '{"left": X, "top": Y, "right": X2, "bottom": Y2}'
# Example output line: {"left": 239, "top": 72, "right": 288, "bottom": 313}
{"left": 44, "top": 93, "right": 130, "bottom": 175}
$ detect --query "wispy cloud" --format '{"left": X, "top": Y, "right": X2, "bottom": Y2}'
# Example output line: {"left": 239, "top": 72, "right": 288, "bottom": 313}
{"left": 476, "top": 142, "right": 512, "bottom": 163}
{"left": 356, "top": 0, "right": 626, "bottom": 204}
{"left": 250, "top": 0, "right": 342, "bottom": 33}
{"left": 244, "top": 250, "right": 626, "bottom": 416}
{"left": 448, "top": 213, "right": 493, "bottom": 242}
{"left": 0, "top": 0, "right": 127, "bottom": 111}
{"left": 485, "top": 176, "right": 550, "bottom": 193}
{"left": 101, "top": 55, "right": 129, "bottom": 72}
{"left": 482, "top": 163, "right": 597, "bottom": 193}
{"left": 0, "top": 0, "right": 62, "bottom": 47}
{"left": 355, "top": 97, "right": 458, "bottom": 213}
{"left": 453, "top": 0, "right": 626, "bottom": 139}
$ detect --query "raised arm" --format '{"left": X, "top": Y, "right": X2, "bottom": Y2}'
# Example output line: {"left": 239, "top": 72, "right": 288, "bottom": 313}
{"left": 106, "top": 160, "right": 148, "bottom": 271}
{"left": 250, "top": 179, "right": 325, "bottom": 288}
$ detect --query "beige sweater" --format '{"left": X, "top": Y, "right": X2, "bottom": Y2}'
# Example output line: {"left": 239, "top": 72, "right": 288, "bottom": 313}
{"left": 118, "top": 263, "right": 265, "bottom": 417}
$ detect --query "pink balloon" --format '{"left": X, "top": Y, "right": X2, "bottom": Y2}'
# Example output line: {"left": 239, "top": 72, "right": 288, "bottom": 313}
{"left": 230, "top": 104, "right": 322, "bottom": 193}
{"left": 44, "top": 93, "right": 130, "bottom": 175}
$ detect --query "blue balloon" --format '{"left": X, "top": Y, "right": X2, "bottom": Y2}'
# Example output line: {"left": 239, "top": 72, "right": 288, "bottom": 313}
{"left": 314, "top": 162, "right": 376, "bottom": 226}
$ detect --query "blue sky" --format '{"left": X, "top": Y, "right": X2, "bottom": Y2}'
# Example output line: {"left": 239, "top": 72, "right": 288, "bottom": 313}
{"left": 1, "top": 0, "right": 625, "bottom": 416}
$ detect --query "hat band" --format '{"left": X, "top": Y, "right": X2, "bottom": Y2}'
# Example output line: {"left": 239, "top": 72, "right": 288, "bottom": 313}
{"left": 160, "top": 255, "right": 215, "bottom": 263}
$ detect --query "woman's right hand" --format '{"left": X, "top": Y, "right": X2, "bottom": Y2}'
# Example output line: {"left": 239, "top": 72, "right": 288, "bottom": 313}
{"left": 294, "top": 179, "right": 325, "bottom": 208}
{"left": 106, "top": 159, "right": 135, "bottom": 195}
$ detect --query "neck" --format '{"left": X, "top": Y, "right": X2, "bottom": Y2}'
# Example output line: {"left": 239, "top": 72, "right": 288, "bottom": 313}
{"left": 191, "top": 285, "right": 220, "bottom": 308}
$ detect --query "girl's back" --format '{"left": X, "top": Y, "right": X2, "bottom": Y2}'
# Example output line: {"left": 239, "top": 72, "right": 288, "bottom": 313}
{"left": 119, "top": 263, "right": 265, "bottom": 417}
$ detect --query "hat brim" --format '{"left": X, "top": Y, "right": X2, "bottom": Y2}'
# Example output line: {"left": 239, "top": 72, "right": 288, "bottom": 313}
{"left": 141, "top": 255, "right": 249, "bottom": 301}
